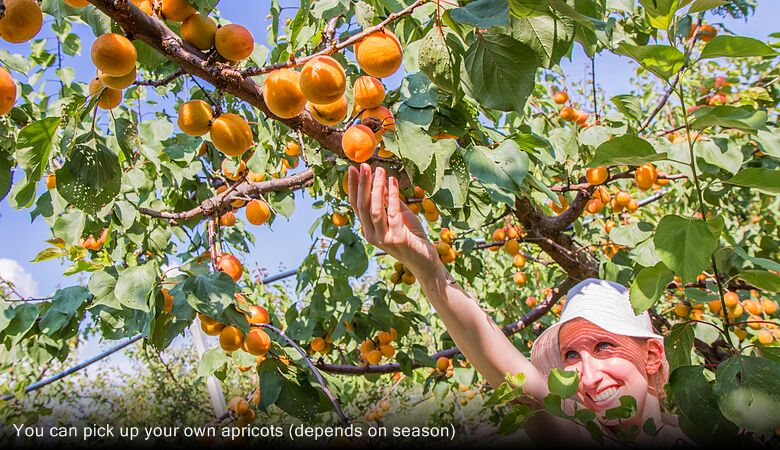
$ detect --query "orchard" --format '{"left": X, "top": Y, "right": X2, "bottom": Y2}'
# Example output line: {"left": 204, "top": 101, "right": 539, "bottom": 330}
{"left": 0, "top": 0, "right": 779, "bottom": 447}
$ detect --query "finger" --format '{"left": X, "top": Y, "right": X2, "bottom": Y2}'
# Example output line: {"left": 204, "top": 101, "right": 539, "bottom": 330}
{"left": 371, "top": 167, "right": 388, "bottom": 237}
{"left": 357, "top": 163, "right": 375, "bottom": 237}
{"left": 387, "top": 176, "right": 403, "bottom": 231}
{"left": 347, "top": 166, "right": 360, "bottom": 216}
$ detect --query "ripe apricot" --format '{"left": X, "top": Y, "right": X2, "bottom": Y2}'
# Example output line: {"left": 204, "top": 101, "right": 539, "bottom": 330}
{"left": 626, "top": 199, "right": 639, "bottom": 212}
{"left": 342, "top": 124, "right": 376, "bottom": 163}
{"left": 245, "top": 199, "right": 271, "bottom": 225}
{"left": 221, "top": 159, "right": 246, "bottom": 181}
{"left": 592, "top": 187, "right": 611, "bottom": 204}
{"left": 586, "top": 167, "right": 609, "bottom": 185}
{"left": 219, "top": 211, "right": 236, "bottom": 227}
{"left": 354, "top": 76, "right": 385, "bottom": 109}
{"left": 181, "top": 13, "right": 217, "bottom": 50}
{"left": 549, "top": 195, "right": 569, "bottom": 214}
{"left": 210, "top": 113, "right": 252, "bottom": 157}
{"left": 513, "top": 253, "right": 526, "bottom": 268}
{"left": 88, "top": 78, "right": 122, "bottom": 109}
{"left": 365, "top": 349, "right": 382, "bottom": 365}
{"left": 635, "top": 164, "right": 657, "bottom": 190}
{"left": 615, "top": 191, "right": 632, "bottom": 206}
{"left": 217, "top": 254, "right": 243, "bottom": 282}
{"left": 284, "top": 141, "right": 301, "bottom": 157}
{"left": 282, "top": 157, "right": 298, "bottom": 169}
{"left": 440, "top": 247, "right": 457, "bottom": 264}
{"left": 552, "top": 91, "right": 568, "bottom": 104}
{"left": 674, "top": 303, "right": 690, "bottom": 318}
{"left": 380, "top": 344, "right": 395, "bottom": 358}
{"left": 585, "top": 198, "right": 604, "bottom": 214}
{"left": 513, "top": 272, "right": 527, "bottom": 286}
{"left": 504, "top": 239, "right": 520, "bottom": 256}
{"left": 354, "top": 30, "right": 403, "bottom": 78}
{"left": 0, "top": 0, "right": 43, "bottom": 44}
{"left": 689, "top": 24, "right": 717, "bottom": 42}
{"left": 332, "top": 212, "right": 348, "bottom": 227}
{"left": 215, "top": 23, "right": 254, "bottom": 61}
{"left": 201, "top": 320, "right": 225, "bottom": 336}
{"left": 0, "top": 67, "right": 17, "bottom": 115}
{"left": 229, "top": 397, "right": 250, "bottom": 415}
{"left": 99, "top": 67, "right": 136, "bottom": 90}
{"left": 299, "top": 55, "right": 346, "bottom": 105}
{"left": 559, "top": 106, "right": 577, "bottom": 122}
{"left": 360, "top": 339, "right": 375, "bottom": 354}
{"left": 248, "top": 171, "right": 265, "bottom": 183}
{"left": 46, "top": 173, "right": 56, "bottom": 189}
{"left": 526, "top": 296, "right": 537, "bottom": 308}
{"left": 137, "top": 0, "right": 153, "bottom": 15}
{"left": 360, "top": 105, "right": 396, "bottom": 136}
{"left": 178, "top": 99, "right": 213, "bottom": 137}
{"left": 91, "top": 33, "right": 137, "bottom": 77}
{"left": 724, "top": 291, "right": 739, "bottom": 308}
{"left": 246, "top": 305, "right": 270, "bottom": 324}
{"left": 743, "top": 299, "right": 761, "bottom": 316}
{"left": 263, "top": 68, "right": 306, "bottom": 119}
{"left": 575, "top": 110, "right": 588, "bottom": 126}
{"left": 244, "top": 329, "right": 271, "bottom": 356}
{"left": 401, "top": 272, "right": 416, "bottom": 285}
{"left": 161, "top": 0, "right": 196, "bottom": 22}
{"left": 307, "top": 97, "right": 348, "bottom": 125}
{"left": 758, "top": 329, "right": 774, "bottom": 345}
{"left": 436, "top": 356, "right": 449, "bottom": 372}
{"left": 377, "top": 331, "right": 392, "bottom": 345}
{"left": 763, "top": 299, "right": 778, "bottom": 315}
{"left": 219, "top": 325, "right": 244, "bottom": 352}
{"left": 64, "top": 0, "right": 90, "bottom": 6}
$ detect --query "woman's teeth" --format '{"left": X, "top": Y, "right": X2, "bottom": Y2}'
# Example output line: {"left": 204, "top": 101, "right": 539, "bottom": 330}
{"left": 591, "top": 387, "right": 619, "bottom": 403}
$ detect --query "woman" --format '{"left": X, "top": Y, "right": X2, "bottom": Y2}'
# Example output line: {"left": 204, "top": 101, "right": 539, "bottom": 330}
{"left": 346, "top": 164, "right": 690, "bottom": 446}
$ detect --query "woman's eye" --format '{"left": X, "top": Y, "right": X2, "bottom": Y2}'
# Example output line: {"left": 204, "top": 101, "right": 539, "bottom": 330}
{"left": 596, "top": 342, "right": 613, "bottom": 351}
{"left": 565, "top": 350, "right": 579, "bottom": 360}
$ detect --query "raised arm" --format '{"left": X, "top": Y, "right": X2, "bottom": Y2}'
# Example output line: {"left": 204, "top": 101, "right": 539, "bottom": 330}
{"left": 347, "top": 164, "right": 549, "bottom": 399}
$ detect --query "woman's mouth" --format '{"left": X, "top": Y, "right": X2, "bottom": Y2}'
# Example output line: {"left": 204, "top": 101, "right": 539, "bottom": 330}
{"left": 588, "top": 386, "right": 621, "bottom": 404}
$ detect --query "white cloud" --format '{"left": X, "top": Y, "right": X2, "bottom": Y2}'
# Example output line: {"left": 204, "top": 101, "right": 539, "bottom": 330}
{"left": 0, "top": 258, "right": 39, "bottom": 298}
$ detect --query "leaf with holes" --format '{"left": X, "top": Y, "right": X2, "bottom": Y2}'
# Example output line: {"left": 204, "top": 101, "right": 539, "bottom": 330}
{"left": 55, "top": 143, "right": 121, "bottom": 214}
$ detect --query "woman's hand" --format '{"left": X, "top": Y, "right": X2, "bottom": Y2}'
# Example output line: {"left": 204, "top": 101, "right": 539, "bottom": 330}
{"left": 347, "top": 163, "right": 441, "bottom": 276}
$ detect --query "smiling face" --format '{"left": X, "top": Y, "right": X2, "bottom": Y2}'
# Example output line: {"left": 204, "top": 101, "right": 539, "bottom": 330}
{"left": 558, "top": 318, "right": 662, "bottom": 425}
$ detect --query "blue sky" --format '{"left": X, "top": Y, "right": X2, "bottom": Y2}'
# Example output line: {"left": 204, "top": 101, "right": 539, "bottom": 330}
{"left": 0, "top": 1, "right": 777, "bottom": 302}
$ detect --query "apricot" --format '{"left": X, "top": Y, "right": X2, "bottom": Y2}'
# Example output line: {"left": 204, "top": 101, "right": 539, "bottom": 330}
{"left": 526, "top": 296, "right": 537, "bottom": 308}
{"left": 299, "top": 55, "right": 346, "bottom": 105}
{"left": 586, "top": 167, "right": 608, "bottom": 185}
{"left": 575, "top": 110, "right": 588, "bottom": 126}
{"left": 282, "top": 157, "right": 298, "bottom": 169}
{"left": 88, "top": 78, "right": 122, "bottom": 110}
{"left": 355, "top": 30, "right": 403, "bottom": 78}
{"left": 283, "top": 141, "right": 301, "bottom": 157}
{"left": 635, "top": 164, "right": 657, "bottom": 190}
{"left": 137, "top": 1, "right": 153, "bottom": 15}
{"left": 377, "top": 331, "right": 392, "bottom": 345}
{"left": 247, "top": 171, "right": 265, "bottom": 183}
{"left": 626, "top": 199, "right": 639, "bottom": 212}
{"left": 178, "top": 99, "right": 213, "bottom": 137}
{"left": 360, "top": 339, "right": 375, "bottom": 354}
{"left": 585, "top": 198, "right": 604, "bottom": 214}
{"left": 504, "top": 239, "right": 520, "bottom": 256}
{"left": 210, "top": 113, "right": 252, "bottom": 157}
{"left": 217, "top": 253, "right": 243, "bottom": 282}
{"left": 762, "top": 298, "right": 778, "bottom": 315}
{"left": 592, "top": 187, "right": 611, "bottom": 204}
{"left": 246, "top": 305, "right": 270, "bottom": 324}
{"left": 99, "top": 67, "right": 136, "bottom": 90}
{"left": 91, "top": 33, "right": 137, "bottom": 77}
{"left": 65, "top": 0, "right": 90, "bottom": 6}
{"left": 674, "top": 303, "right": 690, "bottom": 318}
{"left": 440, "top": 247, "right": 457, "bottom": 264}
{"left": 365, "top": 349, "right": 382, "bottom": 365}
{"left": 401, "top": 272, "right": 416, "bottom": 285}
{"left": 724, "top": 291, "right": 739, "bottom": 308}
{"left": 221, "top": 159, "right": 246, "bottom": 180}
{"left": 360, "top": 105, "right": 395, "bottom": 136}
{"left": 559, "top": 106, "right": 577, "bottom": 122}
{"left": 161, "top": 0, "right": 196, "bottom": 22}
{"left": 219, "top": 325, "right": 244, "bottom": 352}
{"left": 436, "top": 356, "right": 449, "bottom": 372}
{"left": 307, "top": 97, "right": 348, "bottom": 125}
{"left": 513, "top": 253, "right": 526, "bottom": 268}
{"left": 0, "top": 0, "right": 43, "bottom": 44}
{"left": 46, "top": 173, "right": 56, "bottom": 189}
{"left": 552, "top": 91, "right": 568, "bottom": 104}
{"left": 181, "top": 13, "right": 217, "bottom": 50}
{"left": 615, "top": 191, "right": 632, "bottom": 206}
{"left": 513, "top": 272, "right": 527, "bottom": 286}
{"left": 215, "top": 23, "right": 254, "bottom": 61}
{"left": 201, "top": 319, "right": 225, "bottom": 336}
{"left": 0, "top": 67, "right": 17, "bottom": 115}
{"left": 342, "top": 124, "right": 376, "bottom": 163}
{"left": 380, "top": 344, "right": 395, "bottom": 358}
{"left": 244, "top": 329, "right": 271, "bottom": 356}
{"left": 263, "top": 68, "right": 306, "bottom": 119}
{"left": 758, "top": 329, "right": 774, "bottom": 345}
{"left": 743, "top": 299, "right": 761, "bottom": 316}
{"left": 549, "top": 195, "right": 569, "bottom": 214}
{"left": 689, "top": 24, "right": 717, "bottom": 42}
{"left": 492, "top": 228, "right": 506, "bottom": 242}
{"left": 245, "top": 199, "right": 271, "bottom": 225}
{"left": 219, "top": 211, "right": 236, "bottom": 227}
{"left": 216, "top": 185, "right": 246, "bottom": 208}
{"left": 332, "top": 212, "right": 348, "bottom": 227}
{"left": 229, "top": 397, "right": 250, "bottom": 415}
{"left": 353, "top": 76, "right": 385, "bottom": 109}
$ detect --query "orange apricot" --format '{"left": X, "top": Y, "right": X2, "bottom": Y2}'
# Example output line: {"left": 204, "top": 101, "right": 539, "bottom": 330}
{"left": 216, "top": 254, "right": 243, "bottom": 282}
{"left": 635, "top": 164, "right": 657, "bottom": 191}
{"left": 299, "top": 55, "right": 346, "bottom": 105}
{"left": 210, "top": 113, "right": 252, "bottom": 157}
{"left": 246, "top": 305, "right": 270, "bottom": 324}
{"left": 161, "top": 0, "right": 196, "bottom": 22}
{"left": 245, "top": 199, "right": 271, "bottom": 225}
{"left": 284, "top": 141, "right": 301, "bottom": 157}
{"left": 178, "top": 99, "right": 213, "bottom": 137}
{"left": 219, "top": 211, "right": 236, "bottom": 227}
{"left": 0, "top": 67, "right": 17, "bottom": 115}
{"left": 91, "top": 33, "right": 137, "bottom": 77}
{"left": 552, "top": 91, "right": 568, "bottom": 104}
{"left": 64, "top": 0, "right": 90, "bottom": 6}
{"left": 88, "top": 78, "right": 122, "bottom": 110}
{"left": 219, "top": 325, "right": 244, "bottom": 352}
{"left": 615, "top": 191, "right": 632, "bottom": 206}
{"left": 586, "top": 167, "right": 609, "bottom": 185}
{"left": 332, "top": 212, "right": 348, "bottom": 227}
{"left": 215, "top": 23, "right": 254, "bottom": 61}
{"left": 723, "top": 291, "right": 739, "bottom": 308}
{"left": 98, "top": 67, "right": 136, "bottom": 90}
{"left": 221, "top": 159, "right": 247, "bottom": 181}
{"left": 585, "top": 198, "right": 604, "bottom": 214}
{"left": 353, "top": 76, "right": 385, "bottom": 109}
{"left": 263, "top": 68, "right": 306, "bottom": 119}
{"left": 559, "top": 106, "right": 577, "bottom": 122}
{"left": 244, "top": 328, "right": 271, "bottom": 356}
{"left": 307, "top": 97, "right": 348, "bottom": 126}
{"left": 436, "top": 356, "right": 449, "bottom": 372}
{"left": 0, "top": 0, "right": 43, "bottom": 44}
{"left": 342, "top": 124, "right": 376, "bottom": 163}
{"left": 46, "top": 173, "right": 56, "bottom": 190}
{"left": 762, "top": 298, "right": 778, "bottom": 315}
{"left": 360, "top": 105, "right": 395, "bottom": 136}
{"left": 365, "top": 349, "right": 382, "bottom": 365}
{"left": 181, "top": 13, "right": 217, "bottom": 50}
{"left": 354, "top": 30, "right": 403, "bottom": 78}
{"left": 513, "top": 272, "right": 527, "bottom": 286}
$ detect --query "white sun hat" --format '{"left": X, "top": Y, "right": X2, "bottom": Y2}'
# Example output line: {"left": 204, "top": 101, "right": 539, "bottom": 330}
{"left": 530, "top": 278, "right": 666, "bottom": 381}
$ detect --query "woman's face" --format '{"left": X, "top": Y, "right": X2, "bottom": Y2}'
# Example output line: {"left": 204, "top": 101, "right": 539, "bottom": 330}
{"left": 558, "top": 319, "right": 651, "bottom": 423}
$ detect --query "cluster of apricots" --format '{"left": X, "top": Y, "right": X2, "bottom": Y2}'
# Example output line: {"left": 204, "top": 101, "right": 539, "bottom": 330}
{"left": 406, "top": 186, "right": 440, "bottom": 222}
{"left": 580, "top": 164, "right": 672, "bottom": 216}
{"left": 486, "top": 224, "right": 528, "bottom": 286}
{"left": 227, "top": 396, "right": 256, "bottom": 426}
{"left": 389, "top": 261, "right": 416, "bottom": 286}
{"left": 359, "top": 328, "right": 398, "bottom": 364}
{"left": 179, "top": 99, "right": 254, "bottom": 157}
{"left": 0, "top": 0, "right": 42, "bottom": 114}
{"left": 364, "top": 399, "right": 392, "bottom": 422}
{"left": 434, "top": 228, "right": 458, "bottom": 264}
{"left": 434, "top": 356, "right": 454, "bottom": 377}
{"left": 688, "top": 22, "right": 718, "bottom": 42}
{"left": 87, "top": 33, "right": 138, "bottom": 109}
{"left": 552, "top": 90, "right": 588, "bottom": 126}
{"left": 457, "top": 383, "right": 478, "bottom": 406}
{"left": 198, "top": 300, "right": 272, "bottom": 355}
{"left": 76, "top": 228, "right": 109, "bottom": 251}
{"left": 308, "top": 334, "right": 334, "bottom": 356}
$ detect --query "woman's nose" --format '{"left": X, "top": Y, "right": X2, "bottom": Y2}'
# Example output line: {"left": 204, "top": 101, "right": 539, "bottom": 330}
{"left": 578, "top": 353, "right": 604, "bottom": 390}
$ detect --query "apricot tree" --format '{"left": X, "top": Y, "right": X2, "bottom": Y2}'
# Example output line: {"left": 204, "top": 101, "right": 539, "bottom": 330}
{"left": 0, "top": 0, "right": 779, "bottom": 445}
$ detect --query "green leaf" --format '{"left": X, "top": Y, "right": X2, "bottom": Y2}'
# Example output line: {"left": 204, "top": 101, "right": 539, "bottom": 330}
{"left": 611, "top": 95, "right": 643, "bottom": 123}
{"left": 629, "top": 262, "right": 674, "bottom": 314}
{"left": 589, "top": 135, "right": 665, "bottom": 167}
{"left": 383, "top": 120, "right": 434, "bottom": 172}
{"left": 114, "top": 263, "right": 158, "bottom": 312}
{"left": 56, "top": 143, "right": 122, "bottom": 214}
{"left": 197, "top": 347, "right": 227, "bottom": 378}
{"left": 484, "top": 379, "right": 525, "bottom": 407}
{"left": 257, "top": 359, "right": 285, "bottom": 409}
{"left": 689, "top": 106, "right": 767, "bottom": 132}
{"left": 669, "top": 365, "right": 738, "bottom": 443}
{"left": 464, "top": 141, "right": 529, "bottom": 205}
{"left": 730, "top": 246, "right": 780, "bottom": 272}
{"left": 739, "top": 270, "right": 780, "bottom": 292}
{"left": 604, "top": 395, "right": 637, "bottom": 420}
{"left": 400, "top": 72, "right": 438, "bottom": 109}
{"left": 113, "top": 117, "right": 139, "bottom": 160}
{"left": 547, "top": 368, "right": 579, "bottom": 399}
{"left": 464, "top": 33, "right": 538, "bottom": 113}
{"left": 638, "top": 0, "right": 680, "bottom": 30}
{"left": 418, "top": 26, "right": 464, "bottom": 94}
{"left": 654, "top": 215, "right": 718, "bottom": 283}
{"left": 511, "top": 13, "right": 575, "bottom": 69}
{"left": 52, "top": 209, "right": 86, "bottom": 246}
{"left": 4, "top": 304, "right": 38, "bottom": 344}
{"left": 614, "top": 43, "right": 684, "bottom": 80}
{"left": 700, "top": 36, "right": 778, "bottom": 59}
{"left": 687, "top": 0, "right": 725, "bottom": 13}
{"left": 665, "top": 323, "right": 694, "bottom": 372}
{"left": 713, "top": 355, "right": 780, "bottom": 434}
{"left": 275, "top": 377, "right": 320, "bottom": 421}
{"left": 15, "top": 117, "right": 61, "bottom": 192}
{"left": 723, "top": 168, "right": 779, "bottom": 195}
{"left": 39, "top": 286, "right": 90, "bottom": 335}
{"left": 450, "top": 0, "right": 509, "bottom": 28}
{"left": 0, "top": 156, "right": 11, "bottom": 202}
{"left": 181, "top": 272, "right": 246, "bottom": 329}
